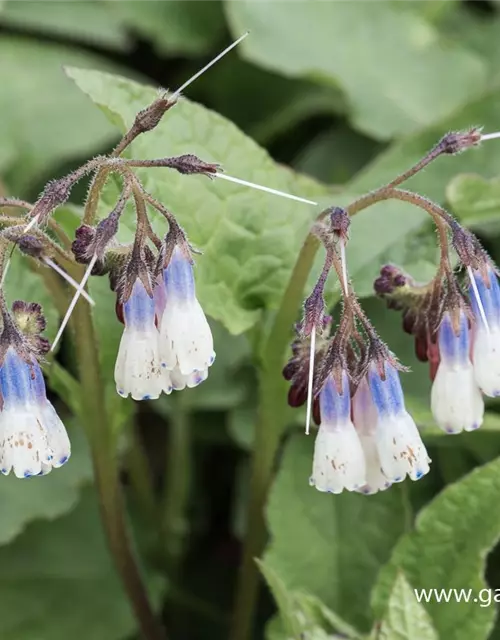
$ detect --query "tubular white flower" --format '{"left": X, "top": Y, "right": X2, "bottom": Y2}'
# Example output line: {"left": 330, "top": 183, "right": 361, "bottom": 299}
{"left": 114, "top": 279, "right": 165, "bottom": 401}
{"left": 159, "top": 247, "right": 215, "bottom": 376}
{"left": 470, "top": 267, "right": 500, "bottom": 396}
{"left": 0, "top": 347, "right": 70, "bottom": 478}
{"left": 431, "top": 311, "right": 484, "bottom": 433}
{"left": 367, "top": 361, "right": 430, "bottom": 482}
{"left": 309, "top": 372, "right": 366, "bottom": 493}
{"left": 352, "top": 378, "right": 391, "bottom": 494}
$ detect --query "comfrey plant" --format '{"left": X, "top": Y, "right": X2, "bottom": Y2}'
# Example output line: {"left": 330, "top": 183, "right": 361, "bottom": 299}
{"left": 282, "top": 128, "right": 500, "bottom": 497}
{"left": 1, "top": 31, "right": 500, "bottom": 640}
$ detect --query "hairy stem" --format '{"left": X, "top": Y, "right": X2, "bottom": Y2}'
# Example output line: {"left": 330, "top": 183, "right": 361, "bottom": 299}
{"left": 162, "top": 391, "right": 191, "bottom": 572}
{"left": 72, "top": 300, "right": 167, "bottom": 640}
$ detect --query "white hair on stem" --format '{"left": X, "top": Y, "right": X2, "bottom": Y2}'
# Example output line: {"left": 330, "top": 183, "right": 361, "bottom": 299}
{"left": 305, "top": 328, "right": 316, "bottom": 436}
{"left": 43, "top": 258, "right": 95, "bottom": 306}
{"left": 51, "top": 254, "right": 98, "bottom": 352}
{"left": 468, "top": 265, "right": 490, "bottom": 334}
{"left": 170, "top": 32, "right": 250, "bottom": 101}
{"left": 214, "top": 173, "right": 318, "bottom": 206}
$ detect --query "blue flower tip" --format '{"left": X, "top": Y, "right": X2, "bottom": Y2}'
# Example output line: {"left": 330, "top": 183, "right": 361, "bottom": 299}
{"left": 24, "top": 471, "right": 32, "bottom": 478}
{"left": 142, "top": 394, "right": 151, "bottom": 400}
{"left": 59, "top": 456, "right": 68, "bottom": 465}
{"left": 415, "top": 470, "right": 424, "bottom": 479}
{"left": 209, "top": 354, "right": 215, "bottom": 365}
{"left": 161, "top": 363, "right": 167, "bottom": 368}
{"left": 394, "top": 476, "right": 402, "bottom": 483}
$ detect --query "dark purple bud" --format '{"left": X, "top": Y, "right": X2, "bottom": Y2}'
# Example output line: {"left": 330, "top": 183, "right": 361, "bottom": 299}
{"left": 328, "top": 206, "right": 350, "bottom": 241}
{"left": 72, "top": 225, "right": 96, "bottom": 264}
{"left": 16, "top": 235, "right": 46, "bottom": 259}
{"left": 133, "top": 95, "right": 176, "bottom": 135}
{"left": 162, "top": 154, "right": 220, "bottom": 176}
{"left": 438, "top": 128, "right": 482, "bottom": 155}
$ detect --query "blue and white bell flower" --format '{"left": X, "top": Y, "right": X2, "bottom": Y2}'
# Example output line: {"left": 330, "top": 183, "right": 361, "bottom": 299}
{"left": 366, "top": 360, "right": 430, "bottom": 483}
{"left": 469, "top": 267, "right": 500, "bottom": 397}
{"left": 115, "top": 279, "right": 169, "bottom": 400}
{"left": 159, "top": 247, "right": 215, "bottom": 379}
{"left": 310, "top": 371, "right": 366, "bottom": 494}
{"left": 431, "top": 310, "right": 483, "bottom": 433}
{"left": 352, "top": 377, "right": 391, "bottom": 494}
{"left": 0, "top": 346, "right": 70, "bottom": 477}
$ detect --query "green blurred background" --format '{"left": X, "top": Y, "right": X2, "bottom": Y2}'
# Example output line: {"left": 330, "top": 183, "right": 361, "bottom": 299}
{"left": 3, "top": 1, "right": 500, "bottom": 639}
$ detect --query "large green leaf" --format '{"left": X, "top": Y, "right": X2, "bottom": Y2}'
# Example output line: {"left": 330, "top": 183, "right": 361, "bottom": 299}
{"left": 0, "top": 1, "right": 129, "bottom": 50}
{"left": 264, "top": 434, "right": 408, "bottom": 631}
{"left": 259, "top": 561, "right": 364, "bottom": 640}
{"left": 192, "top": 56, "right": 345, "bottom": 146}
{"left": 105, "top": 0, "right": 226, "bottom": 56}
{"left": 0, "top": 486, "right": 164, "bottom": 640}
{"left": 0, "top": 37, "right": 119, "bottom": 192}
{"left": 0, "top": 425, "right": 91, "bottom": 546}
{"left": 372, "top": 457, "right": 500, "bottom": 640}
{"left": 225, "top": 1, "right": 486, "bottom": 140}
{"left": 350, "top": 88, "right": 500, "bottom": 203}
{"left": 377, "top": 572, "right": 439, "bottom": 640}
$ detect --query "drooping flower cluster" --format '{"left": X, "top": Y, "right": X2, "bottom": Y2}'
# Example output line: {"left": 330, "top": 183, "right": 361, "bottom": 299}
{"left": 375, "top": 252, "right": 500, "bottom": 436}
{"left": 113, "top": 244, "right": 215, "bottom": 401}
{"left": 285, "top": 208, "right": 431, "bottom": 494}
{"left": 0, "top": 302, "right": 70, "bottom": 478}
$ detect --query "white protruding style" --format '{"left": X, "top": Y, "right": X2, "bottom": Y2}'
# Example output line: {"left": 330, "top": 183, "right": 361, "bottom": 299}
{"left": 51, "top": 254, "right": 98, "bottom": 351}
{"left": 171, "top": 32, "right": 250, "bottom": 101}
{"left": 214, "top": 173, "right": 318, "bottom": 206}
{"left": 481, "top": 132, "right": 500, "bottom": 142}
{"left": 44, "top": 258, "right": 95, "bottom": 306}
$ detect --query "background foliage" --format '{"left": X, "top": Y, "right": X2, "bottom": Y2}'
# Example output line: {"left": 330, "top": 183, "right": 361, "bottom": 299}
{"left": 2, "top": 1, "right": 500, "bottom": 639}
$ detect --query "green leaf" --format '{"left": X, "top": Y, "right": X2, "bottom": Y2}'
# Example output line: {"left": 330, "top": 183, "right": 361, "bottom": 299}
{"left": 0, "top": 425, "right": 92, "bottom": 546}
{"left": 0, "top": 486, "right": 164, "bottom": 640}
{"left": 192, "top": 56, "right": 345, "bottom": 146}
{"left": 439, "top": 6, "right": 500, "bottom": 84}
{"left": 350, "top": 88, "right": 500, "bottom": 203}
{"left": 294, "top": 127, "right": 382, "bottom": 185}
{"left": 377, "top": 572, "right": 439, "bottom": 640}
{"left": 372, "top": 457, "right": 500, "bottom": 640}
{"left": 225, "top": 1, "right": 486, "bottom": 140}
{"left": 446, "top": 173, "right": 500, "bottom": 235}
{"left": 106, "top": 0, "right": 226, "bottom": 56}
{"left": 66, "top": 66, "right": 328, "bottom": 334}
{"left": 0, "top": 1, "right": 129, "bottom": 50}
{"left": 0, "top": 37, "right": 120, "bottom": 192}
{"left": 264, "top": 434, "right": 408, "bottom": 631}
{"left": 259, "top": 561, "right": 364, "bottom": 640}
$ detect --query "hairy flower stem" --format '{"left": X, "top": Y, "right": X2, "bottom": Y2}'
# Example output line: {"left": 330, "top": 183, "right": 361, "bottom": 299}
{"left": 72, "top": 299, "right": 167, "bottom": 640}
{"left": 230, "top": 183, "right": 458, "bottom": 640}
